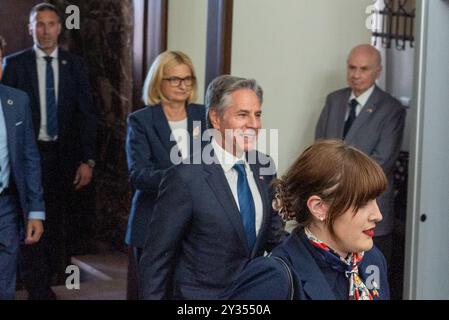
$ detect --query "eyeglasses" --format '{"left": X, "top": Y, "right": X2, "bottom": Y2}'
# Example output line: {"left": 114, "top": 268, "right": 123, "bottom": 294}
{"left": 162, "top": 76, "right": 195, "bottom": 87}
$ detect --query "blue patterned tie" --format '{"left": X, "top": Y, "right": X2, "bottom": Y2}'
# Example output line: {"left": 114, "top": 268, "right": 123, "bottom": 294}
{"left": 343, "top": 98, "right": 358, "bottom": 138}
{"left": 233, "top": 162, "right": 256, "bottom": 250}
{"left": 44, "top": 56, "right": 58, "bottom": 138}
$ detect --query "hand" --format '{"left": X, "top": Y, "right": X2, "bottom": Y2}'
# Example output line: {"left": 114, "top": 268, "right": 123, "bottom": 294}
{"left": 73, "top": 163, "right": 93, "bottom": 190}
{"left": 25, "top": 219, "right": 44, "bottom": 245}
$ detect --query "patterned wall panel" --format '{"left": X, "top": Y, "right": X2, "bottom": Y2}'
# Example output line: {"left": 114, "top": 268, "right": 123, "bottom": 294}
{"left": 50, "top": 0, "right": 134, "bottom": 251}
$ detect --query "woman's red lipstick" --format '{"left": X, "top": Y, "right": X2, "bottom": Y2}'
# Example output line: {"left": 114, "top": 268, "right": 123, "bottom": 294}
{"left": 363, "top": 228, "right": 375, "bottom": 237}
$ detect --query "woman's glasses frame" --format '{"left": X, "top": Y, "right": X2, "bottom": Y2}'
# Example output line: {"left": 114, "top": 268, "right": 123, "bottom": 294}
{"left": 162, "top": 76, "right": 195, "bottom": 87}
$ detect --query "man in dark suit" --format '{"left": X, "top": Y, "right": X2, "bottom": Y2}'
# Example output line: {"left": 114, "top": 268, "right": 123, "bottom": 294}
{"left": 315, "top": 44, "right": 406, "bottom": 266}
{"left": 0, "top": 36, "right": 45, "bottom": 300}
{"left": 1, "top": 3, "right": 97, "bottom": 299}
{"left": 139, "top": 75, "right": 286, "bottom": 299}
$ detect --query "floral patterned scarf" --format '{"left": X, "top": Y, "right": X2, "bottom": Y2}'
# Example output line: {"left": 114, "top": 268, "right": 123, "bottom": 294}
{"left": 304, "top": 227, "right": 379, "bottom": 300}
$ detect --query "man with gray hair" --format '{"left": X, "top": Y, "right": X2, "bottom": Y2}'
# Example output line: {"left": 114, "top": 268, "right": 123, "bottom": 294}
{"left": 139, "top": 75, "right": 286, "bottom": 299}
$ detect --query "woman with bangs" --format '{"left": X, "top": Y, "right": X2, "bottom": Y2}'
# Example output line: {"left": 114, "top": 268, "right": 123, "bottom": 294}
{"left": 125, "top": 51, "right": 206, "bottom": 299}
{"left": 225, "top": 139, "right": 390, "bottom": 300}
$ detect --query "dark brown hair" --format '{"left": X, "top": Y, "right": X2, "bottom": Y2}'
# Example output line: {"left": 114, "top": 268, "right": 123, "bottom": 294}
{"left": 272, "top": 139, "right": 387, "bottom": 235}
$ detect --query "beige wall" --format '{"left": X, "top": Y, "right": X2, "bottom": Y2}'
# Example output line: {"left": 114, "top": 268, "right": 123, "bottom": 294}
{"left": 232, "top": 0, "right": 372, "bottom": 174}
{"left": 167, "top": 0, "right": 208, "bottom": 103}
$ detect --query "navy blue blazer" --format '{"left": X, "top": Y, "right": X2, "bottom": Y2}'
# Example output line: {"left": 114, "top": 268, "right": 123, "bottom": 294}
{"left": 225, "top": 230, "right": 390, "bottom": 300}
{"left": 0, "top": 84, "right": 45, "bottom": 229}
{"left": 2, "top": 48, "right": 97, "bottom": 172}
{"left": 125, "top": 103, "right": 206, "bottom": 248}
{"left": 139, "top": 147, "right": 287, "bottom": 300}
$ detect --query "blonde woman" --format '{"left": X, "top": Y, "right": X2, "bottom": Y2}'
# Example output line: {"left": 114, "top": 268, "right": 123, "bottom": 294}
{"left": 125, "top": 51, "right": 206, "bottom": 299}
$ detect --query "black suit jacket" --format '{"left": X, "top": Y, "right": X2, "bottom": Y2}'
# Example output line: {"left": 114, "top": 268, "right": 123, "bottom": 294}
{"left": 125, "top": 103, "right": 206, "bottom": 248}
{"left": 139, "top": 147, "right": 286, "bottom": 299}
{"left": 2, "top": 48, "right": 97, "bottom": 173}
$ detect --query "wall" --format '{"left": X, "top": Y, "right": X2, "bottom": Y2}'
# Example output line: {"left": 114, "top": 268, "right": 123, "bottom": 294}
{"left": 0, "top": 0, "right": 42, "bottom": 55}
{"left": 166, "top": 0, "right": 208, "bottom": 103}
{"left": 231, "top": 0, "right": 372, "bottom": 174}
{"left": 404, "top": 0, "right": 449, "bottom": 299}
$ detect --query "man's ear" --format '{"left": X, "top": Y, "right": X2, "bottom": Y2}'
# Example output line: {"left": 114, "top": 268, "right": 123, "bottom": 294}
{"left": 208, "top": 109, "right": 220, "bottom": 130}
{"left": 306, "top": 195, "right": 328, "bottom": 222}
{"left": 56, "top": 21, "right": 62, "bottom": 36}
{"left": 376, "top": 64, "right": 383, "bottom": 80}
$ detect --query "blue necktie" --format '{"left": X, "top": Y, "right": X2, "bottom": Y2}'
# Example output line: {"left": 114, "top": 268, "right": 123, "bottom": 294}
{"left": 44, "top": 56, "right": 58, "bottom": 138}
{"left": 233, "top": 162, "right": 256, "bottom": 250}
{"left": 343, "top": 98, "right": 358, "bottom": 138}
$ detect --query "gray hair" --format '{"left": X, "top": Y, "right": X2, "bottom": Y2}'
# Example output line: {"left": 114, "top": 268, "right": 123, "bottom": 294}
{"left": 205, "top": 75, "right": 263, "bottom": 128}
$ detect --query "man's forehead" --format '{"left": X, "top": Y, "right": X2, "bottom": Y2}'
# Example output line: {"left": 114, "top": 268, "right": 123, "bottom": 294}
{"left": 347, "top": 56, "right": 377, "bottom": 68}
{"left": 32, "top": 10, "right": 61, "bottom": 22}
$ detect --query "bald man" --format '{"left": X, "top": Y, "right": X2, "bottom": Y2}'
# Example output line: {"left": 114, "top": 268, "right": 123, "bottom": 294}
{"left": 315, "top": 44, "right": 406, "bottom": 266}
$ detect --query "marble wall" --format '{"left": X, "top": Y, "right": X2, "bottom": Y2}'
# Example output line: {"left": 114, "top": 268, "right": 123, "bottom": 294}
{"left": 50, "top": 0, "right": 134, "bottom": 251}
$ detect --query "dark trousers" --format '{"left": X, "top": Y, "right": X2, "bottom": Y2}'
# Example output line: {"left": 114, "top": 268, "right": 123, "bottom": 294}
{"left": 0, "top": 195, "right": 20, "bottom": 300}
{"left": 127, "top": 246, "right": 142, "bottom": 300}
{"left": 19, "top": 141, "right": 69, "bottom": 291}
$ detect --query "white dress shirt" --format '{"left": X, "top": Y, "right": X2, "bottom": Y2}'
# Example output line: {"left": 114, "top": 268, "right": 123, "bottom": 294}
{"left": 346, "top": 85, "right": 375, "bottom": 120}
{"left": 211, "top": 138, "right": 263, "bottom": 235}
{"left": 168, "top": 118, "right": 189, "bottom": 159}
{"left": 35, "top": 45, "right": 59, "bottom": 141}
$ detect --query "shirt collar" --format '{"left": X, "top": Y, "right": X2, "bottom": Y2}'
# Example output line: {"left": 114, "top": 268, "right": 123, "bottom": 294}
{"left": 34, "top": 45, "right": 59, "bottom": 60}
{"left": 350, "top": 85, "right": 375, "bottom": 107}
{"left": 211, "top": 138, "right": 248, "bottom": 173}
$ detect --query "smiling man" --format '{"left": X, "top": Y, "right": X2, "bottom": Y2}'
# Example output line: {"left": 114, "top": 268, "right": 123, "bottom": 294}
{"left": 1, "top": 3, "right": 97, "bottom": 300}
{"left": 139, "top": 75, "right": 286, "bottom": 300}
{"left": 315, "top": 44, "right": 406, "bottom": 268}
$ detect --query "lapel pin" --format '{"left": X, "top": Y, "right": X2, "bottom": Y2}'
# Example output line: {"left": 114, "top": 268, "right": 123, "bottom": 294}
{"left": 366, "top": 107, "right": 373, "bottom": 113}
{"left": 193, "top": 126, "right": 200, "bottom": 138}
{"left": 62, "top": 60, "right": 67, "bottom": 65}
{"left": 259, "top": 176, "right": 264, "bottom": 180}
{"left": 7, "top": 99, "right": 13, "bottom": 106}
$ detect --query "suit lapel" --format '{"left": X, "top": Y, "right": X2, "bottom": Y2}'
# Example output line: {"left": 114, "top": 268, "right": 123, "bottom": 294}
{"left": 203, "top": 158, "right": 249, "bottom": 253}
{"left": 336, "top": 89, "right": 351, "bottom": 138}
{"left": 25, "top": 50, "right": 40, "bottom": 116}
{"left": 0, "top": 89, "right": 17, "bottom": 166}
{"left": 58, "top": 49, "right": 69, "bottom": 111}
{"left": 152, "top": 105, "right": 178, "bottom": 155}
{"left": 248, "top": 161, "right": 269, "bottom": 257}
{"left": 345, "top": 87, "right": 381, "bottom": 142}
{"left": 288, "top": 234, "right": 336, "bottom": 300}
